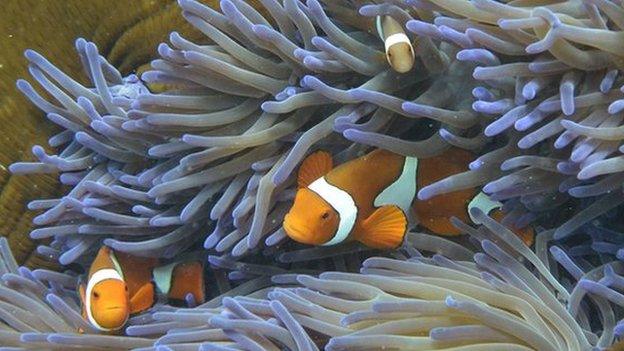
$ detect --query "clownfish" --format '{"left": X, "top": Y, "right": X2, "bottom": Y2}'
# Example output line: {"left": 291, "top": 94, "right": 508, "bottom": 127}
{"left": 376, "top": 15, "right": 415, "bottom": 73}
{"left": 283, "top": 148, "right": 534, "bottom": 249}
{"left": 78, "top": 246, "right": 205, "bottom": 332}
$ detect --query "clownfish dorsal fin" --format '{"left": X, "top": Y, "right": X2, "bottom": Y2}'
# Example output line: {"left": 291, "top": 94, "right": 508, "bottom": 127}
{"left": 297, "top": 151, "right": 333, "bottom": 188}
{"left": 358, "top": 205, "right": 407, "bottom": 249}
{"left": 78, "top": 282, "right": 87, "bottom": 318}
{"left": 129, "top": 282, "right": 155, "bottom": 314}
{"left": 89, "top": 246, "right": 118, "bottom": 278}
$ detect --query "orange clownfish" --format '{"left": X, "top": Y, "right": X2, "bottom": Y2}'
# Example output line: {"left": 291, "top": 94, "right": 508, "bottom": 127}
{"left": 78, "top": 246, "right": 205, "bottom": 332}
{"left": 283, "top": 148, "right": 534, "bottom": 250}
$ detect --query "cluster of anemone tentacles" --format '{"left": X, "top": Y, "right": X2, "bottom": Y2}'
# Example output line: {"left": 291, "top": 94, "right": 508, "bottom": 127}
{"left": 8, "top": 0, "right": 483, "bottom": 266}
{"left": 4, "top": 0, "right": 624, "bottom": 349}
{"left": 10, "top": 0, "right": 624, "bottom": 265}
{"left": 1, "top": 211, "right": 624, "bottom": 350}
{"left": 407, "top": 0, "right": 624, "bottom": 242}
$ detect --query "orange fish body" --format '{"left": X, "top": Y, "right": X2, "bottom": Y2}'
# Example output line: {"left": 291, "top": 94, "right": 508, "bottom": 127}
{"left": 284, "top": 148, "right": 534, "bottom": 250}
{"left": 78, "top": 246, "right": 205, "bottom": 332}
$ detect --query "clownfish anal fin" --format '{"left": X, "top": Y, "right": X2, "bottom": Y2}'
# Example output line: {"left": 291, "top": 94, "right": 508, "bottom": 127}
{"left": 297, "top": 151, "right": 333, "bottom": 188}
{"left": 358, "top": 205, "right": 407, "bottom": 249}
{"left": 129, "top": 282, "right": 155, "bottom": 314}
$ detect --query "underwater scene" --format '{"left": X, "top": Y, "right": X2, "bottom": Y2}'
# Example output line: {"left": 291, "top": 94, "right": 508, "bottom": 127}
{"left": 1, "top": 0, "right": 624, "bottom": 350}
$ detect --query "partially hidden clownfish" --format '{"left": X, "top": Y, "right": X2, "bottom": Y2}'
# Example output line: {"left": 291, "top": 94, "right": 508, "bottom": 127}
{"left": 78, "top": 246, "right": 205, "bottom": 332}
{"left": 283, "top": 148, "right": 534, "bottom": 250}
{"left": 376, "top": 15, "right": 415, "bottom": 73}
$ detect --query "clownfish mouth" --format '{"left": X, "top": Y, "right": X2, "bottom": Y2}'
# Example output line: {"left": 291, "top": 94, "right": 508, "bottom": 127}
{"left": 105, "top": 306, "right": 124, "bottom": 311}
{"left": 283, "top": 220, "right": 309, "bottom": 244}
{"left": 284, "top": 222, "right": 323, "bottom": 246}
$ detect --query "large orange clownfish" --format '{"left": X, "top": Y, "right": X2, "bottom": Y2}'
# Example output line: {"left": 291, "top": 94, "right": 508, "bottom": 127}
{"left": 78, "top": 246, "right": 205, "bottom": 332}
{"left": 283, "top": 148, "right": 534, "bottom": 249}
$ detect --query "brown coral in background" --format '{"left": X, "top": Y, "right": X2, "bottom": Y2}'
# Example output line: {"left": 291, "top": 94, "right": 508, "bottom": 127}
{"left": 0, "top": 0, "right": 207, "bottom": 267}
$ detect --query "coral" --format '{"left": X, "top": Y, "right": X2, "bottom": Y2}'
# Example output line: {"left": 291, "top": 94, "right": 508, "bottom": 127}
{"left": 0, "top": 0, "right": 203, "bottom": 267}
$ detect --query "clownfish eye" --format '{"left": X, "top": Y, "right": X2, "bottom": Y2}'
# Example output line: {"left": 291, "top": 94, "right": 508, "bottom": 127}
{"left": 321, "top": 211, "right": 330, "bottom": 220}
{"left": 93, "top": 291, "right": 100, "bottom": 299}
{"left": 125, "top": 286, "right": 128, "bottom": 292}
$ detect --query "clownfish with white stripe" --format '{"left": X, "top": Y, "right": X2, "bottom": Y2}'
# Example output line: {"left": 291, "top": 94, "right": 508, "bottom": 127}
{"left": 78, "top": 246, "right": 205, "bottom": 332}
{"left": 315, "top": 6, "right": 414, "bottom": 73}
{"left": 283, "top": 148, "right": 534, "bottom": 249}
{"left": 377, "top": 15, "right": 415, "bottom": 73}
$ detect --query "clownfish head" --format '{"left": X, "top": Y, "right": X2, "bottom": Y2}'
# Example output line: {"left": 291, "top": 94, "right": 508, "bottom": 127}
{"left": 85, "top": 269, "right": 130, "bottom": 331}
{"left": 284, "top": 187, "right": 340, "bottom": 246}
{"left": 386, "top": 39, "right": 415, "bottom": 74}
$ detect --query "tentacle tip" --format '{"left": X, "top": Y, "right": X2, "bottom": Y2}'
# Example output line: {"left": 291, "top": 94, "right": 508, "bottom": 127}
{"left": 417, "top": 187, "right": 434, "bottom": 200}
{"left": 7, "top": 163, "right": 21, "bottom": 174}
{"left": 469, "top": 207, "right": 483, "bottom": 219}
{"left": 74, "top": 37, "right": 87, "bottom": 47}
{"left": 102, "top": 238, "right": 115, "bottom": 247}
{"left": 552, "top": 229, "right": 568, "bottom": 241}
{"left": 469, "top": 159, "right": 483, "bottom": 170}
{"left": 576, "top": 169, "right": 592, "bottom": 180}
{"left": 481, "top": 183, "right": 495, "bottom": 193}
{"left": 15, "top": 79, "right": 30, "bottom": 90}
{"left": 444, "top": 295, "right": 458, "bottom": 307}
{"left": 525, "top": 43, "right": 543, "bottom": 55}
{"left": 23, "top": 49, "right": 38, "bottom": 60}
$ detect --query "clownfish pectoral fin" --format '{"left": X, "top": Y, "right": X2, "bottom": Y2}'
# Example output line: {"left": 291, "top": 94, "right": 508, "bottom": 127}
{"left": 490, "top": 209, "right": 535, "bottom": 246}
{"left": 129, "top": 282, "right": 155, "bottom": 314}
{"left": 297, "top": 151, "right": 333, "bottom": 188}
{"left": 358, "top": 205, "right": 407, "bottom": 249}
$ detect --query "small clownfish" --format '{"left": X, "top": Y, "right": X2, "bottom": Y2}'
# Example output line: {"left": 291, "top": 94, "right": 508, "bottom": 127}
{"left": 78, "top": 246, "right": 205, "bottom": 332}
{"left": 376, "top": 15, "right": 415, "bottom": 73}
{"left": 283, "top": 148, "right": 534, "bottom": 250}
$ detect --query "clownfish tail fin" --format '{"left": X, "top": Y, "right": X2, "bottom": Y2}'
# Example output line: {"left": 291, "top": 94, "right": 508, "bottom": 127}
{"left": 297, "top": 150, "right": 333, "bottom": 188}
{"left": 168, "top": 261, "right": 205, "bottom": 304}
{"left": 490, "top": 209, "right": 535, "bottom": 247}
{"left": 515, "top": 226, "right": 535, "bottom": 247}
{"left": 358, "top": 205, "right": 407, "bottom": 249}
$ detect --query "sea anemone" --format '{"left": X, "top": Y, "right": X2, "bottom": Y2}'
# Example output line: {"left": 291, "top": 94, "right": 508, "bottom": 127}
{"left": 4, "top": 0, "right": 624, "bottom": 349}
{"left": 1, "top": 211, "right": 621, "bottom": 350}
{"left": 405, "top": 0, "right": 624, "bottom": 240}
{"left": 9, "top": 0, "right": 483, "bottom": 264}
